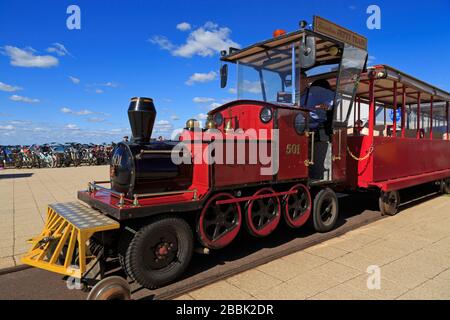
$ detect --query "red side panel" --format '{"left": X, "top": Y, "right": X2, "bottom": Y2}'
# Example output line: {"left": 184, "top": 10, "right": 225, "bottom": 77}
{"left": 332, "top": 128, "right": 347, "bottom": 182}
{"left": 277, "top": 108, "right": 309, "bottom": 181}
{"left": 346, "top": 135, "right": 450, "bottom": 191}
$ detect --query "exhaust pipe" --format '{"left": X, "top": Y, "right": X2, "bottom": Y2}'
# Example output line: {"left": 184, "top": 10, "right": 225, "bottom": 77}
{"left": 128, "top": 97, "right": 156, "bottom": 144}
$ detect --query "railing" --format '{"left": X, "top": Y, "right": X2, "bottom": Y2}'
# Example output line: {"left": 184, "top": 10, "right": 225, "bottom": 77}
{"left": 87, "top": 180, "right": 197, "bottom": 207}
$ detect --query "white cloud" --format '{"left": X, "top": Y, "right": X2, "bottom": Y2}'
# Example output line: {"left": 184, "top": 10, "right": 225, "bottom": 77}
{"left": 176, "top": 22, "right": 191, "bottom": 31}
{"left": 94, "top": 89, "right": 104, "bottom": 94}
{"left": 68, "top": 76, "right": 80, "bottom": 84}
{"left": 186, "top": 71, "right": 217, "bottom": 85}
{"left": 171, "top": 115, "right": 180, "bottom": 121}
{"left": 102, "top": 82, "right": 118, "bottom": 88}
{"left": 86, "top": 117, "right": 105, "bottom": 123}
{"left": 349, "top": 5, "right": 357, "bottom": 10}
{"left": 368, "top": 55, "right": 376, "bottom": 65}
{"left": 153, "top": 119, "right": 174, "bottom": 133}
{"left": 9, "top": 94, "right": 40, "bottom": 103}
{"left": 0, "top": 125, "right": 14, "bottom": 130}
{"left": 193, "top": 97, "right": 215, "bottom": 103}
{"left": 148, "top": 36, "right": 175, "bottom": 51}
{"left": 0, "top": 81, "right": 22, "bottom": 92}
{"left": 47, "top": 43, "right": 70, "bottom": 56}
{"left": 150, "top": 22, "right": 240, "bottom": 58}
{"left": 228, "top": 88, "right": 237, "bottom": 94}
{"left": 3, "top": 45, "right": 58, "bottom": 68}
{"left": 242, "top": 80, "right": 262, "bottom": 94}
{"left": 197, "top": 113, "right": 208, "bottom": 120}
{"left": 210, "top": 102, "right": 221, "bottom": 109}
{"left": 65, "top": 124, "right": 79, "bottom": 130}
{"left": 60, "top": 107, "right": 94, "bottom": 116}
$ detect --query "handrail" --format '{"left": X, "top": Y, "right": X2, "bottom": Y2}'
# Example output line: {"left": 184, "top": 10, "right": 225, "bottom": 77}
{"left": 88, "top": 181, "right": 198, "bottom": 207}
{"left": 132, "top": 189, "right": 198, "bottom": 206}
{"left": 88, "top": 181, "right": 126, "bottom": 207}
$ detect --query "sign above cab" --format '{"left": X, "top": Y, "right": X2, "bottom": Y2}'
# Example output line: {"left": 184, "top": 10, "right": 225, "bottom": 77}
{"left": 313, "top": 16, "right": 368, "bottom": 50}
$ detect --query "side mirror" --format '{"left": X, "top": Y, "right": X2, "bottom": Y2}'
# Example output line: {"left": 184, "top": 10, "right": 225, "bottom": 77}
{"left": 220, "top": 64, "right": 228, "bottom": 88}
{"left": 284, "top": 74, "right": 292, "bottom": 88}
{"left": 300, "top": 36, "right": 316, "bottom": 69}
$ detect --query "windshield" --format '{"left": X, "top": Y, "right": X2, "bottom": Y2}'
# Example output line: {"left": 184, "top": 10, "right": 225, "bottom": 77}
{"left": 230, "top": 35, "right": 367, "bottom": 125}
{"left": 236, "top": 43, "right": 297, "bottom": 104}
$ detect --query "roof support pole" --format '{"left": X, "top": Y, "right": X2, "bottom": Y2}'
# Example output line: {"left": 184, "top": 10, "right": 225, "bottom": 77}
{"left": 369, "top": 78, "right": 375, "bottom": 142}
{"left": 401, "top": 86, "right": 406, "bottom": 138}
{"left": 393, "top": 81, "right": 397, "bottom": 137}
{"left": 358, "top": 96, "right": 361, "bottom": 122}
{"left": 430, "top": 96, "right": 433, "bottom": 140}
{"left": 446, "top": 101, "right": 449, "bottom": 141}
{"left": 416, "top": 92, "right": 421, "bottom": 139}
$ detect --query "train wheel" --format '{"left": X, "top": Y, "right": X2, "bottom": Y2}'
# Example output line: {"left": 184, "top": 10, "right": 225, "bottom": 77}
{"left": 379, "top": 190, "right": 400, "bottom": 216}
{"left": 197, "top": 193, "right": 242, "bottom": 249}
{"left": 440, "top": 178, "right": 450, "bottom": 194}
{"left": 120, "top": 215, "right": 193, "bottom": 289}
{"left": 246, "top": 188, "right": 281, "bottom": 237}
{"left": 312, "top": 188, "right": 339, "bottom": 233}
{"left": 284, "top": 184, "right": 312, "bottom": 228}
{"left": 87, "top": 276, "right": 131, "bottom": 300}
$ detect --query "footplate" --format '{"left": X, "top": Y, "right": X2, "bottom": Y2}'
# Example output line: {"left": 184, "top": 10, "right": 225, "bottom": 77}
{"left": 21, "top": 202, "right": 120, "bottom": 278}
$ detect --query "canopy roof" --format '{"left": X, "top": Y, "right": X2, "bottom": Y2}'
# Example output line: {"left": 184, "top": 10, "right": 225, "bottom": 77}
{"left": 221, "top": 30, "right": 343, "bottom": 73}
{"left": 356, "top": 65, "right": 450, "bottom": 107}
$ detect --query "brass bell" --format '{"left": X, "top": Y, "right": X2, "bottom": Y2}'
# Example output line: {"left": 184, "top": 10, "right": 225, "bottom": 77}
{"left": 186, "top": 119, "right": 199, "bottom": 130}
{"left": 205, "top": 119, "right": 217, "bottom": 130}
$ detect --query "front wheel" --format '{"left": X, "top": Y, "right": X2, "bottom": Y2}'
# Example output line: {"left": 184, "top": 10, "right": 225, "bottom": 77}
{"left": 119, "top": 215, "right": 193, "bottom": 289}
{"left": 311, "top": 188, "right": 339, "bottom": 233}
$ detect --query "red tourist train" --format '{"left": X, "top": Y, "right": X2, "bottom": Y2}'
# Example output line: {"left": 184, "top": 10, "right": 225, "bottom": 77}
{"left": 22, "top": 16, "right": 450, "bottom": 299}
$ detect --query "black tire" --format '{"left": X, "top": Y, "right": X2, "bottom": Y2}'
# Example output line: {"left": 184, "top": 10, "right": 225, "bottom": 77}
{"left": 311, "top": 188, "right": 339, "bottom": 233}
{"left": 379, "top": 190, "right": 400, "bottom": 216}
{"left": 441, "top": 178, "right": 450, "bottom": 194}
{"left": 119, "top": 215, "right": 193, "bottom": 289}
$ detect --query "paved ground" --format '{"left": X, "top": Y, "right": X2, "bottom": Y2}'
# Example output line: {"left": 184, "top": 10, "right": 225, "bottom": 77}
{"left": 0, "top": 166, "right": 109, "bottom": 269}
{"left": 177, "top": 195, "right": 450, "bottom": 300}
{"left": 0, "top": 166, "right": 449, "bottom": 300}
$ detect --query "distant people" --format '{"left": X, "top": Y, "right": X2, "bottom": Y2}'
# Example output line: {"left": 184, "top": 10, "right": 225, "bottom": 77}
{"left": 123, "top": 136, "right": 129, "bottom": 143}
{"left": 158, "top": 136, "right": 164, "bottom": 142}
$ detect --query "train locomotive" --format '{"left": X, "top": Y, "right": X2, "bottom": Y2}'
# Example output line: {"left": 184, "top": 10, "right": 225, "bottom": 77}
{"left": 21, "top": 16, "right": 450, "bottom": 299}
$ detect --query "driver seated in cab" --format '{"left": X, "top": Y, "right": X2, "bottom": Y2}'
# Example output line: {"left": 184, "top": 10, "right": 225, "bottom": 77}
{"left": 297, "top": 74, "right": 334, "bottom": 131}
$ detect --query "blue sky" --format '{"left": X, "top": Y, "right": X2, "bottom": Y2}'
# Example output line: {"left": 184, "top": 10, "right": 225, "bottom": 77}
{"left": 1, "top": 0, "right": 449, "bottom": 145}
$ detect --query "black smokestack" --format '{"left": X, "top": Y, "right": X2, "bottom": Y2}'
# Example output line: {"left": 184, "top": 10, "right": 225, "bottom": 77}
{"left": 128, "top": 97, "right": 156, "bottom": 144}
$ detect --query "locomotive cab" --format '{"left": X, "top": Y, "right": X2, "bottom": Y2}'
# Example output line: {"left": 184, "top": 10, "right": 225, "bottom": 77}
{"left": 219, "top": 16, "right": 368, "bottom": 185}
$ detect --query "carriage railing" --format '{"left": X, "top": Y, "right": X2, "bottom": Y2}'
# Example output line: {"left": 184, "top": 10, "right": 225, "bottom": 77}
{"left": 87, "top": 180, "right": 197, "bottom": 207}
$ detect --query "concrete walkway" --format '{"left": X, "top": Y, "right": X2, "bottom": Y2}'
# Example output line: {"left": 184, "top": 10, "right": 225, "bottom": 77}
{"left": 1, "top": 166, "right": 449, "bottom": 299}
{"left": 0, "top": 166, "right": 109, "bottom": 269}
{"left": 179, "top": 195, "right": 450, "bottom": 300}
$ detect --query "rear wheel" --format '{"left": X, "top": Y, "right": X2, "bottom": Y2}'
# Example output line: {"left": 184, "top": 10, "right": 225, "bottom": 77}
{"left": 119, "top": 215, "right": 193, "bottom": 289}
{"left": 379, "top": 190, "right": 400, "bottom": 216}
{"left": 311, "top": 188, "right": 339, "bottom": 233}
{"left": 441, "top": 178, "right": 450, "bottom": 194}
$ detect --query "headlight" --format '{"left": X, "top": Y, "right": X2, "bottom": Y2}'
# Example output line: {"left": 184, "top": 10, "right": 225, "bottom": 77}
{"left": 294, "top": 113, "right": 307, "bottom": 134}
{"left": 213, "top": 113, "right": 223, "bottom": 126}
{"left": 260, "top": 107, "right": 273, "bottom": 123}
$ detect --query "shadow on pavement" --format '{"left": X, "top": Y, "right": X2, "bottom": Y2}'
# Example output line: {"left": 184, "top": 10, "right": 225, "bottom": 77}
{"left": 0, "top": 173, "right": 34, "bottom": 180}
